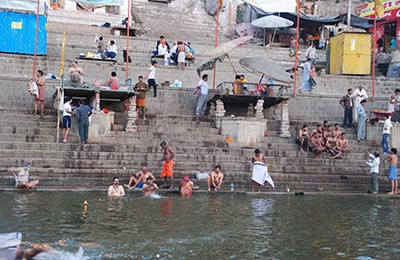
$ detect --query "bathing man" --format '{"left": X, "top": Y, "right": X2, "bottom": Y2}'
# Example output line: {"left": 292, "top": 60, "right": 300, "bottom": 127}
{"left": 160, "top": 141, "right": 175, "bottom": 189}
{"left": 108, "top": 177, "right": 125, "bottom": 197}
{"left": 10, "top": 162, "right": 39, "bottom": 189}
{"left": 207, "top": 165, "right": 224, "bottom": 192}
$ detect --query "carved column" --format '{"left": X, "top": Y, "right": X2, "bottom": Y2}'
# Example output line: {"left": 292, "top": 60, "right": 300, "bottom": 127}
{"left": 215, "top": 99, "right": 226, "bottom": 117}
{"left": 209, "top": 102, "right": 216, "bottom": 117}
{"left": 95, "top": 91, "right": 101, "bottom": 112}
{"left": 279, "top": 100, "right": 291, "bottom": 138}
{"left": 126, "top": 95, "right": 138, "bottom": 132}
{"left": 255, "top": 99, "right": 264, "bottom": 119}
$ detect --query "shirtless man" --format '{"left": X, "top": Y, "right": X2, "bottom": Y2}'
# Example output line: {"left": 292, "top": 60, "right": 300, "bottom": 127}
{"left": 332, "top": 123, "right": 342, "bottom": 139}
{"left": 297, "top": 125, "right": 309, "bottom": 152}
{"left": 124, "top": 167, "right": 156, "bottom": 189}
{"left": 207, "top": 165, "right": 224, "bottom": 192}
{"left": 325, "top": 132, "right": 338, "bottom": 157}
{"left": 142, "top": 178, "right": 159, "bottom": 197}
{"left": 323, "top": 124, "right": 334, "bottom": 144}
{"left": 385, "top": 148, "right": 398, "bottom": 194}
{"left": 309, "top": 132, "right": 325, "bottom": 159}
{"left": 68, "top": 61, "right": 84, "bottom": 85}
{"left": 160, "top": 141, "right": 175, "bottom": 188}
{"left": 251, "top": 149, "right": 267, "bottom": 192}
{"left": 108, "top": 177, "right": 125, "bottom": 197}
{"left": 10, "top": 162, "right": 39, "bottom": 189}
{"left": 332, "top": 133, "right": 352, "bottom": 159}
{"left": 310, "top": 124, "right": 323, "bottom": 137}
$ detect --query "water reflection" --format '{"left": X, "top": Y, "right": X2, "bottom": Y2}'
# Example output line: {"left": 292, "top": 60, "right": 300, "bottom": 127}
{"left": 1, "top": 192, "right": 400, "bottom": 259}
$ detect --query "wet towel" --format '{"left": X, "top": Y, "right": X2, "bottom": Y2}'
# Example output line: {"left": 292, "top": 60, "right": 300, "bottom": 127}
{"left": 252, "top": 162, "right": 275, "bottom": 189}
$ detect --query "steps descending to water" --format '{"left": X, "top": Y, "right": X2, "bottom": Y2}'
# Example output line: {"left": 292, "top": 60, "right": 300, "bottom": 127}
{"left": 0, "top": 0, "right": 396, "bottom": 193}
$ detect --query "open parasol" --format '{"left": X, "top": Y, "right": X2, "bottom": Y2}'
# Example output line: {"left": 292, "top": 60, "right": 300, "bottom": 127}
{"left": 197, "top": 35, "right": 253, "bottom": 77}
{"left": 251, "top": 15, "right": 294, "bottom": 46}
{"left": 239, "top": 57, "right": 294, "bottom": 84}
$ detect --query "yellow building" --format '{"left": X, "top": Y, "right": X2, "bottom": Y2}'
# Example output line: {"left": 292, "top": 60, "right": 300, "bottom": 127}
{"left": 329, "top": 32, "right": 372, "bottom": 75}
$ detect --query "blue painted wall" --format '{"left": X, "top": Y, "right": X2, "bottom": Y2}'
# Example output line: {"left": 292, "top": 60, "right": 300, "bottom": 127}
{"left": 0, "top": 11, "right": 47, "bottom": 55}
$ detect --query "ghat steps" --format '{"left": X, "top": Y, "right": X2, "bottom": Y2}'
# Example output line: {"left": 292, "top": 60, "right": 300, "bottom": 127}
{"left": 0, "top": 0, "right": 396, "bottom": 192}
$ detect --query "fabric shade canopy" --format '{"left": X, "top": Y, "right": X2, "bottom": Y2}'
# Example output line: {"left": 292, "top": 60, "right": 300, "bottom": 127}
{"left": 197, "top": 36, "right": 253, "bottom": 76}
{"left": 251, "top": 15, "right": 294, "bottom": 28}
{"left": 239, "top": 57, "right": 294, "bottom": 84}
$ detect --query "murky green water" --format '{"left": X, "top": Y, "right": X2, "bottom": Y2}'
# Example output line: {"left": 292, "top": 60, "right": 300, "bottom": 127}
{"left": 0, "top": 191, "right": 399, "bottom": 260}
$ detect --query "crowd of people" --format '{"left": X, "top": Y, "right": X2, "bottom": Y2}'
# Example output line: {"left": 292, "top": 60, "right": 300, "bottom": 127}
{"left": 151, "top": 36, "right": 195, "bottom": 68}
{"left": 296, "top": 121, "right": 352, "bottom": 159}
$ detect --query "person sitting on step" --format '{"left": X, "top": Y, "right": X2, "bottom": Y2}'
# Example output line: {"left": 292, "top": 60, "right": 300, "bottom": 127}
{"left": 104, "top": 40, "right": 117, "bottom": 59}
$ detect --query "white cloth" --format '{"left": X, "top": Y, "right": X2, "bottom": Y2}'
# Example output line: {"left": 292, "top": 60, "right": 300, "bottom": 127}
{"left": 198, "top": 79, "right": 209, "bottom": 95}
{"left": 63, "top": 102, "right": 72, "bottom": 117}
{"left": 383, "top": 118, "right": 393, "bottom": 134}
{"left": 148, "top": 65, "right": 155, "bottom": 79}
{"left": 107, "top": 44, "right": 117, "bottom": 54}
{"left": 178, "top": 52, "right": 186, "bottom": 63}
{"left": 16, "top": 168, "right": 29, "bottom": 184}
{"left": 352, "top": 88, "right": 368, "bottom": 105}
{"left": 251, "top": 162, "right": 275, "bottom": 189}
{"left": 305, "top": 46, "right": 318, "bottom": 59}
{"left": 366, "top": 154, "right": 380, "bottom": 173}
{"left": 158, "top": 44, "right": 169, "bottom": 55}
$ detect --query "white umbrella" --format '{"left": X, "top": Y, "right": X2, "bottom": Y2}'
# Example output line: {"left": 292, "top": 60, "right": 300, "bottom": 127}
{"left": 251, "top": 15, "right": 294, "bottom": 28}
{"left": 251, "top": 15, "right": 294, "bottom": 46}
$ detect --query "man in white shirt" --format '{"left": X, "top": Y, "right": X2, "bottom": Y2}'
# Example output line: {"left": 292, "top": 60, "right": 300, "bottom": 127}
{"left": 305, "top": 43, "right": 318, "bottom": 65}
{"left": 381, "top": 114, "right": 393, "bottom": 154}
{"left": 145, "top": 60, "right": 158, "bottom": 97}
{"left": 352, "top": 85, "right": 368, "bottom": 122}
{"left": 62, "top": 97, "right": 73, "bottom": 143}
{"left": 195, "top": 74, "right": 209, "bottom": 116}
{"left": 105, "top": 40, "right": 117, "bottom": 59}
{"left": 366, "top": 151, "right": 380, "bottom": 194}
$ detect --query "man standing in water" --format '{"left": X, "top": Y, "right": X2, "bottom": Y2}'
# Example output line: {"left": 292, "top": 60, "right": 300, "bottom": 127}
{"left": 385, "top": 148, "right": 398, "bottom": 195}
{"left": 10, "top": 162, "right": 39, "bottom": 189}
{"left": 108, "top": 177, "right": 125, "bottom": 197}
{"left": 160, "top": 141, "right": 175, "bottom": 189}
{"left": 142, "top": 178, "right": 159, "bottom": 197}
{"left": 251, "top": 149, "right": 274, "bottom": 192}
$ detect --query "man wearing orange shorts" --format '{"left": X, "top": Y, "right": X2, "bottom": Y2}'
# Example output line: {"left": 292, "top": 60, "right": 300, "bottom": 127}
{"left": 134, "top": 75, "right": 149, "bottom": 120}
{"left": 160, "top": 141, "right": 175, "bottom": 189}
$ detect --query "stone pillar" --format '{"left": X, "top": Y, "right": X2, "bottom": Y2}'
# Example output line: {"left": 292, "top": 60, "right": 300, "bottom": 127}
{"left": 126, "top": 95, "right": 137, "bottom": 132}
{"left": 255, "top": 99, "right": 264, "bottom": 119}
{"left": 215, "top": 99, "right": 226, "bottom": 117}
{"left": 215, "top": 99, "right": 225, "bottom": 130}
{"left": 209, "top": 102, "right": 216, "bottom": 117}
{"left": 279, "top": 100, "right": 291, "bottom": 138}
{"left": 95, "top": 91, "right": 101, "bottom": 112}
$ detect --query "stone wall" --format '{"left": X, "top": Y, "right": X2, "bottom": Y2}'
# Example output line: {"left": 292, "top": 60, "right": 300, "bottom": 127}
{"left": 314, "top": 0, "right": 364, "bottom": 17}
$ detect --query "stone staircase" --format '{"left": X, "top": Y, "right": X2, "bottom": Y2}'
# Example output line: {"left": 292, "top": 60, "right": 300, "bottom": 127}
{"left": 0, "top": 0, "right": 398, "bottom": 192}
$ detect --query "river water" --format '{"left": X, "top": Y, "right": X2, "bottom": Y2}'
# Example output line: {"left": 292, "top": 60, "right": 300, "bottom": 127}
{"left": 0, "top": 191, "right": 399, "bottom": 260}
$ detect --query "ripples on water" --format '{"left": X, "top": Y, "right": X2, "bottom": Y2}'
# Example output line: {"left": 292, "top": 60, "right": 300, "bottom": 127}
{"left": 0, "top": 191, "right": 399, "bottom": 259}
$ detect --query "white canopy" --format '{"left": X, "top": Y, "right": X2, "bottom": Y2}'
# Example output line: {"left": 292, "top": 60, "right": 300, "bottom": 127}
{"left": 0, "top": 0, "right": 47, "bottom": 15}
